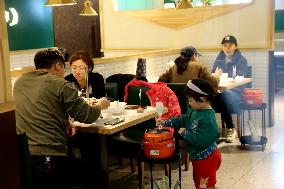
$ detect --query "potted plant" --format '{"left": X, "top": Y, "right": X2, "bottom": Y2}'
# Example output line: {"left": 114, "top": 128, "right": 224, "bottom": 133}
{"left": 202, "top": 0, "right": 215, "bottom": 6}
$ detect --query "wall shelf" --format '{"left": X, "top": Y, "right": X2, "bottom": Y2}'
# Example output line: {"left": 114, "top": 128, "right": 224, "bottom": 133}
{"left": 117, "top": 2, "right": 253, "bottom": 30}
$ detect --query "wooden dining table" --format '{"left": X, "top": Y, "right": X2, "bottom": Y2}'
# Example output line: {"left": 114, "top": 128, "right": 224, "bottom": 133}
{"left": 218, "top": 77, "right": 252, "bottom": 90}
{"left": 75, "top": 106, "right": 158, "bottom": 175}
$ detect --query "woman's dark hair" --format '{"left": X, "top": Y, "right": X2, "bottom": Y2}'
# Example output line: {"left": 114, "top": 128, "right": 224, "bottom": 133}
{"left": 34, "top": 48, "right": 65, "bottom": 69}
{"left": 175, "top": 56, "right": 191, "bottom": 74}
{"left": 69, "top": 50, "right": 94, "bottom": 71}
{"left": 185, "top": 79, "right": 215, "bottom": 103}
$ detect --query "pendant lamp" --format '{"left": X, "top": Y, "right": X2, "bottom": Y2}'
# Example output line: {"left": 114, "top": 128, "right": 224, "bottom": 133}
{"left": 176, "top": 0, "right": 193, "bottom": 9}
{"left": 44, "top": 0, "right": 76, "bottom": 6}
{"left": 79, "top": 0, "right": 98, "bottom": 16}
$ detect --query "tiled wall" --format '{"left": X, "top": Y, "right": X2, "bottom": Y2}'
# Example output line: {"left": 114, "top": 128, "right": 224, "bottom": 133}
{"left": 9, "top": 50, "right": 270, "bottom": 127}
{"left": 10, "top": 52, "right": 36, "bottom": 69}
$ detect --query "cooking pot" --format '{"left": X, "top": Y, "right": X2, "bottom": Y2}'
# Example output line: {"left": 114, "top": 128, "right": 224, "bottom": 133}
{"left": 142, "top": 127, "right": 175, "bottom": 159}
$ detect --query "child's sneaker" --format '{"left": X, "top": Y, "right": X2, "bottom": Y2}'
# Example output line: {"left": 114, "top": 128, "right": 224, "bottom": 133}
{"left": 226, "top": 128, "right": 236, "bottom": 143}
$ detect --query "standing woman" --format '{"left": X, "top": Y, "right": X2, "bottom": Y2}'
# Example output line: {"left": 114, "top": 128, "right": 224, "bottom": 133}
{"left": 65, "top": 50, "right": 106, "bottom": 98}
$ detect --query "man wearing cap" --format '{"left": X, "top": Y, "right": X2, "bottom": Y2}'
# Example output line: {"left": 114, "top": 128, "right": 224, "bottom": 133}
{"left": 159, "top": 46, "right": 219, "bottom": 90}
{"left": 212, "top": 35, "right": 248, "bottom": 143}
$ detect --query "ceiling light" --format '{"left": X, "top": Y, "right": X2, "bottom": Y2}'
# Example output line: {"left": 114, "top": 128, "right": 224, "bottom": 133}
{"left": 44, "top": 0, "right": 77, "bottom": 6}
{"left": 79, "top": 0, "right": 98, "bottom": 16}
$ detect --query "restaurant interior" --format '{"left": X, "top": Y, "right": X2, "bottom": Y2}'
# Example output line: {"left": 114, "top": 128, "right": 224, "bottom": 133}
{"left": 1, "top": 0, "right": 284, "bottom": 188}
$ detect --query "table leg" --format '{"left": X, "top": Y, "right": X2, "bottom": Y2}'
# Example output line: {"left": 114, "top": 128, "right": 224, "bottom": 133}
{"left": 99, "top": 135, "right": 108, "bottom": 173}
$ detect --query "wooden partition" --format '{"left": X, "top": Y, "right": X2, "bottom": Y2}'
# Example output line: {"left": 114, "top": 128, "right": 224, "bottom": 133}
{"left": 0, "top": 0, "right": 13, "bottom": 104}
{"left": 53, "top": 0, "right": 102, "bottom": 58}
{"left": 0, "top": 103, "right": 20, "bottom": 189}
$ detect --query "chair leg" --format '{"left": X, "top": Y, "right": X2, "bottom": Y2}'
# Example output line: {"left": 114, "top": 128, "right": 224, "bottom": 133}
{"left": 118, "top": 157, "right": 123, "bottom": 165}
{"left": 221, "top": 114, "right": 226, "bottom": 128}
{"left": 168, "top": 163, "right": 171, "bottom": 189}
{"left": 179, "top": 155, "right": 182, "bottom": 189}
{"left": 184, "top": 152, "right": 189, "bottom": 171}
{"left": 237, "top": 114, "right": 241, "bottom": 137}
{"left": 164, "top": 164, "right": 169, "bottom": 176}
{"left": 150, "top": 164, "right": 153, "bottom": 189}
{"left": 248, "top": 110, "right": 252, "bottom": 120}
{"left": 138, "top": 161, "right": 145, "bottom": 189}
{"left": 130, "top": 158, "right": 137, "bottom": 173}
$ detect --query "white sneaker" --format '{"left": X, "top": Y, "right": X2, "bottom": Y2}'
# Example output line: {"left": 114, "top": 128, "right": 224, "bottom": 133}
{"left": 226, "top": 128, "right": 237, "bottom": 143}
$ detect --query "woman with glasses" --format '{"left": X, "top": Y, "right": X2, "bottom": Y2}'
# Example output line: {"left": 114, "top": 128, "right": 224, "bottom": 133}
{"left": 65, "top": 50, "right": 106, "bottom": 99}
{"left": 64, "top": 50, "right": 109, "bottom": 188}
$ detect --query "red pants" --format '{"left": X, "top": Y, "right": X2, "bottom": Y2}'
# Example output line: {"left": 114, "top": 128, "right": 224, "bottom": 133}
{"left": 192, "top": 149, "right": 222, "bottom": 189}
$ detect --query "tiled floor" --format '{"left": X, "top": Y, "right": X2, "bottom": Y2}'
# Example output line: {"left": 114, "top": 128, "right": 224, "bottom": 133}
{"left": 108, "top": 90, "right": 284, "bottom": 189}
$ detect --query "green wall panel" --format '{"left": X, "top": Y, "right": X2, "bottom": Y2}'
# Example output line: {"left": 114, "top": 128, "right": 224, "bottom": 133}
{"left": 117, "top": 0, "right": 162, "bottom": 10}
{"left": 4, "top": 0, "right": 54, "bottom": 51}
{"left": 116, "top": 0, "right": 127, "bottom": 10}
{"left": 164, "top": 0, "right": 175, "bottom": 3}
{"left": 275, "top": 10, "right": 284, "bottom": 32}
{"left": 126, "top": 1, "right": 148, "bottom": 10}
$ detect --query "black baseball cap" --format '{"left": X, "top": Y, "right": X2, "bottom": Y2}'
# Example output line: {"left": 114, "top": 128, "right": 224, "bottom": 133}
{"left": 181, "top": 46, "right": 202, "bottom": 58}
{"left": 221, "top": 35, "right": 238, "bottom": 46}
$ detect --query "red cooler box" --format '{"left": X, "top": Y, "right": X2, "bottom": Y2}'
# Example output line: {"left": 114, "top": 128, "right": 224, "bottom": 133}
{"left": 142, "top": 128, "right": 175, "bottom": 159}
{"left": 242, "top": 88, "right": 263, "bottom": 106}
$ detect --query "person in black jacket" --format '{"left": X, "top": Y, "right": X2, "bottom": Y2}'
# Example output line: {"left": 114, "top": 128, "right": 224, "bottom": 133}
{"left": 65, "top": 50, "right": 106, "bottom": 99}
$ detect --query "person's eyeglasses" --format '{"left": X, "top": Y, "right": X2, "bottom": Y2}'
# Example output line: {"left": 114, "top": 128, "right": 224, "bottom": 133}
{"left": 71, "top": 66, "right": 87, "bottom": 72}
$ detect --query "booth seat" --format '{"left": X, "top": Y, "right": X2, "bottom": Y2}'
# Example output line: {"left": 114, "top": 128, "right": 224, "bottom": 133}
{"left": 105, "top": 82, "right": 118, "bottom": 101}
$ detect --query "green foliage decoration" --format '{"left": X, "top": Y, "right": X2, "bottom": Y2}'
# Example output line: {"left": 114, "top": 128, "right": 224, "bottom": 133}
{"left": 155, "top": 176, "right": 180, "bottom": 189}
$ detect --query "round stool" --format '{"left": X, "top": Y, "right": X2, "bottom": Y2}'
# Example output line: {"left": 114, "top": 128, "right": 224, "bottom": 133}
{"left": 240, "top": 103, "right": 268, "bottom": 151}
{"left": 138, "top": 149, "right": 182, "bottom": 189}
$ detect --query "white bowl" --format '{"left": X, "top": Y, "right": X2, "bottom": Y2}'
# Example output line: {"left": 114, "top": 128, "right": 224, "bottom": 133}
{"left": 106, "top": 102, "right": 126, "bottom": 115}
{"left": 109, "top": 101, "right": 126, "bottom": 108}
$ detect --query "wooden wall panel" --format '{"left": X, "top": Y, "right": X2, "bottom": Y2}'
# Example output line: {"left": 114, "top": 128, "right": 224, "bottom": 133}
{"left": 53, "top": 0, "right": 102, "bottom": 58}
{"left": 0, "top": 106, "right": 20, "bottom": 189}
{"left": 0, "top": 0, "right": 13, "bottom": 103}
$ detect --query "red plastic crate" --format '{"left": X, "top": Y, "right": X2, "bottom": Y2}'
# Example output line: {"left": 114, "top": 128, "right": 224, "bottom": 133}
{"left": 242, "top": 88, "right": 263, "bottom": 106}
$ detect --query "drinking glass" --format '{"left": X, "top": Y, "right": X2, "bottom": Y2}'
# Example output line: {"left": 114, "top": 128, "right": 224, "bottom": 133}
{"left": 156, "top": 101, "right": 164, "bottom": 130}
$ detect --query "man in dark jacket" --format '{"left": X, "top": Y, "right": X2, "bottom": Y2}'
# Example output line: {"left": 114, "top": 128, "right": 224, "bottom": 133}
{"left": 212, "top": 35, "right": 248, "bottom": 143}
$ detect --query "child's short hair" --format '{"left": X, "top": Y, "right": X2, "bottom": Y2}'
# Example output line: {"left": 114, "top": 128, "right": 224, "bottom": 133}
{"left": 185, "top": 79, "right": 215, "bottom": 102}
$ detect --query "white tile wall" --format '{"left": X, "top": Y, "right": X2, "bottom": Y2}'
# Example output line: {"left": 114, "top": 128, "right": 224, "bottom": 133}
{"left": 10, "top": 49, "right": 270, "bottom": 126}
{"left": 10, "top": 52, "right": 36, "bottom": 69}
